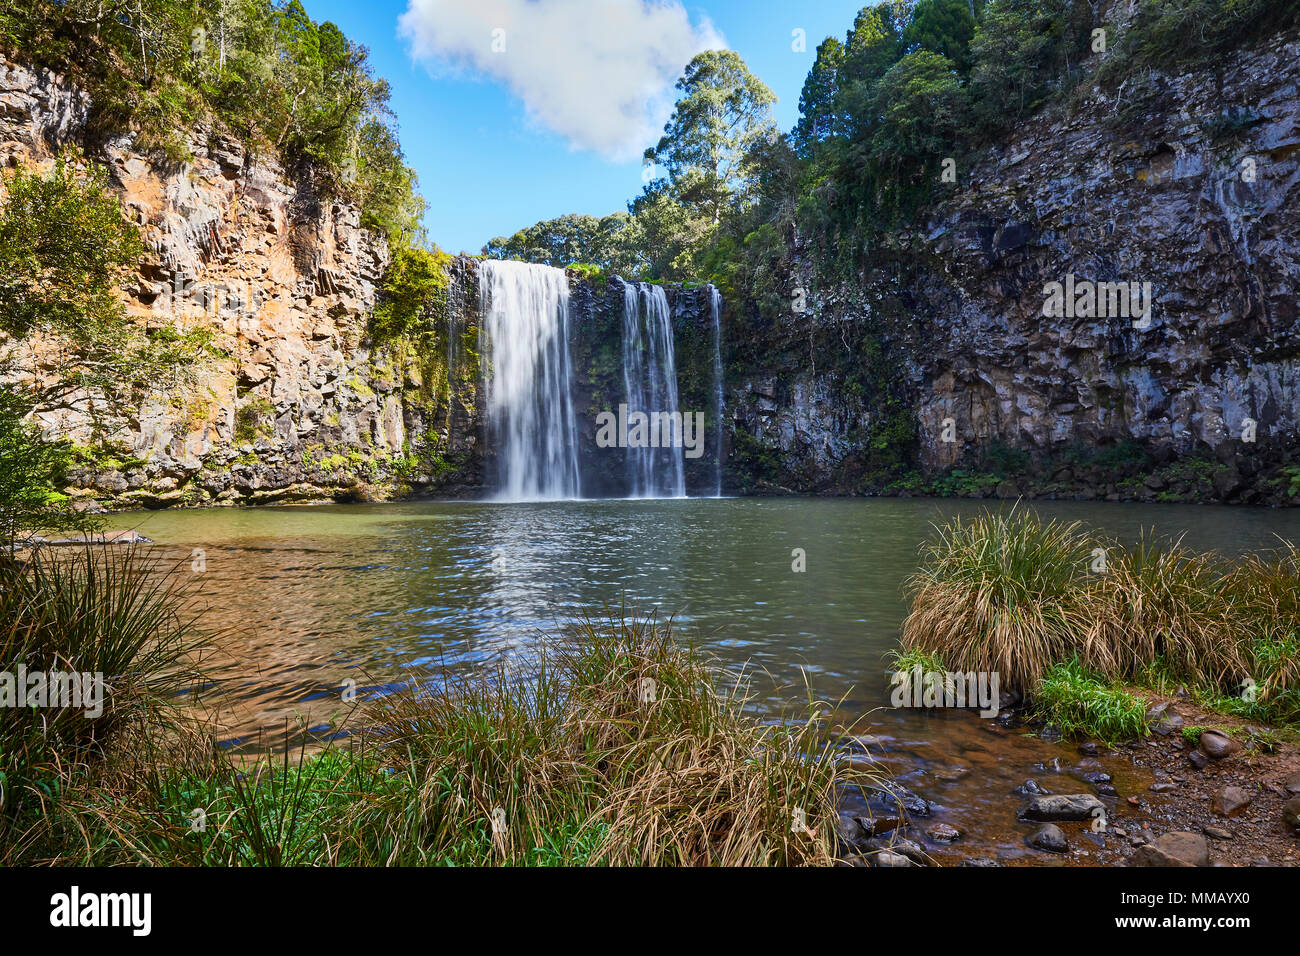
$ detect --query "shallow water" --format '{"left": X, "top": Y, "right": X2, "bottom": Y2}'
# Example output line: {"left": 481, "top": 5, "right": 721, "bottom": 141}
{"left": 105, "top": 497, "right": 1298, "bottom": 862}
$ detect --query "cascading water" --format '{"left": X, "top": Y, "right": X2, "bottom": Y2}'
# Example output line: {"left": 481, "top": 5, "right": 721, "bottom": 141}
{"left": 709, "top": 285, "right": 724, "bottom": 497}
{"left": 620, "top": 281, "right": 685, "bottom": 498}
{"left": 479, "top": 260, "right": 581, "bottom": 501}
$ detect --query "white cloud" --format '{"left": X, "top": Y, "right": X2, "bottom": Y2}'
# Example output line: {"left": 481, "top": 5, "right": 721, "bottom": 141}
{"left": 399, "top": 0, "right": 726, "bottom": 161}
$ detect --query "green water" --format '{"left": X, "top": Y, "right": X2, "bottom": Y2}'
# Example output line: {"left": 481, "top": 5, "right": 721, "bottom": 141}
{"left": 107, "top": 497, "right": 1299, "bottom": 749}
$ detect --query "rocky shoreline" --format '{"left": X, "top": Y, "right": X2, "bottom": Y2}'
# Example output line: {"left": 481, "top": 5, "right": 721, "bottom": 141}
{"left": 833, "top": 695, "right": 1300, "bottom": 867}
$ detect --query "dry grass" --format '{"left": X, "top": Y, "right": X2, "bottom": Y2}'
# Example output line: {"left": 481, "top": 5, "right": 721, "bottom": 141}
{"left": 34, "top": 610, "right": 879, "bottom": 866}
{"left": 902, "top": 509, "right": 1300, "bottom": 723}
{"left": 901, "top": 508, "right": 1101, "bottom": 691}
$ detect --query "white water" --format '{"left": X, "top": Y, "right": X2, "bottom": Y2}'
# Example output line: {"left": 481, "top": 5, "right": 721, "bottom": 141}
{"left": 709, "top": 286, "right": 724, "bottom": 497}
{"left": 479, "top": 260, "right": 581, "bottom": 501}
{"left": 621, "top": 281, "right": 685, "bottom": 498}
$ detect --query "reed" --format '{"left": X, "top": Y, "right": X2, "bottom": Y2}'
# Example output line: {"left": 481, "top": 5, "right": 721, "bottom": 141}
{"left": 43, "top": 610, "right": 878, "bottom": 866}
{"left": 901, "top": 508, "right": 1101, "bottom": 692}
{"left": 901, "top": 509, "right": 1300, "bottom": 729}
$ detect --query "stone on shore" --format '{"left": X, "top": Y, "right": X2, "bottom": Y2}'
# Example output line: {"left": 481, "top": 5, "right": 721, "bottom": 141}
{"left": 1128, "top": 832, "right": 1210, "bottom": 867}
{"left": 1020, "top": 794, "right": 1105, "bottom": 822}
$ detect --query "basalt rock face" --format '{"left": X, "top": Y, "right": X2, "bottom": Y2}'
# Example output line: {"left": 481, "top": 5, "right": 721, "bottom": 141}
{"left": 727, "top": 29, "right": 1300, "bottom": 505}
{"left": 1, "top": 57, "right": 483, "bottom": 506}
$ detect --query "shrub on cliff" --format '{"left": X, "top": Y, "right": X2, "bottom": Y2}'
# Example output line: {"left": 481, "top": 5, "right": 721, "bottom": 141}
{"left": 370, "top": 244, "right": 451, "bottom": 344}
{"left": 1, "top": 1, "right": 423, "bottom": 244}
{"left": 0, "top": 387, "right": 93, "bottom": 549}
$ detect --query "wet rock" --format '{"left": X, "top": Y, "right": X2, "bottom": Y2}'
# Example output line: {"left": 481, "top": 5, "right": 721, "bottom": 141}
{"left": 855, "top": 815, "right": 903, "bottom": 838}
{"left": 1188, "top": 750, "right": 1210, "bottom": 770}
{"left": 1027, "top": 823, "right": 1068, "bottom": 853}
{"left": 925, "top": 822, "right": 961, "bottom": 843}
{"left": 1078, "top": 742, "right": 1100, "bottom": 757}
{"left": 1202, "top": 825, "right": 1233, "bottom": 841}
{"left": 1283, "top": 772, "right": 1300, "bottom": 797}
{"left": 1211, "top": 786, "right": 1252, "bottom": 817}
{"left": 890, "top": 838, "right": 930, "bottom": 865}
{"left": 1020, "top": 794, "right": 1105, "bottom": 822}
{"left": 959, "top": 857, "right": 1002, "bottom": 867}
{"left": 835, "top": 811, "right": 868, "bottom": 849}
{"left": 868, "top": 784, "right": 932, "bottom": 819}
{"left": 1128, "top": 832, "right": 1210, "bottom": 867}
{"left": 1014, "top": 778, "right": 1050, "bottom": 796}
{"left": 1149, "top": 782, "right": 1178, "bottom": 793}
{"left": 872, "top": 850, "right": 913, "bottom": 867}
{"left": 1038, "top": 725, "right": 1063, "bottom": 742}
{"left": 1199, "top": 731, "right": 1240, "bottom": 760}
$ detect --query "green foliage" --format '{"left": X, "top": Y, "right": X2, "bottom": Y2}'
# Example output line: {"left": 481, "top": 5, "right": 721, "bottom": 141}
{"left": 794, "top": 37, "right": 846, "bottom": 155}
{"left": 0, "top": 1, "right": 423, "bottom": 243}
{"left": 968, "top": 0, "right": 1094, "bottom": 135}
{"left": 0, "top": 157, "right": 214, "bottom": 419}
{"left": 484, "top": 212, "right": 633, "bottom": 274}
{"left": 1034, "top": 659, "right": 1150, "bottom": 743}
{"left": 1099, "top": 0, "right": 1300, "bottom": 81}
{"left": 904, "top": 0, "right": 981, "bottom": 72}
{"left": 0, "top": 159, "right": 142, "bottom": 342}
{"left": 643, "top": 50, "right": 778, "bottom": 226}
{"left": 371, "top": 245, "right": 451, "bottom": 343}
{"left": 0, "top": 388, "right": 95, "bottom": 548}
{"left": 233, "top": 397, "right": 275, "bottom": 445}
{"left": 865, "top": 51, "right": 967, "bottom": 211}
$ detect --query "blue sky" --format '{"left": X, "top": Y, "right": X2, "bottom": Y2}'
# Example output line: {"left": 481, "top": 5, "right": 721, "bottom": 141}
{"left": 302, "top": 0, "right": 867, "bottom": 254}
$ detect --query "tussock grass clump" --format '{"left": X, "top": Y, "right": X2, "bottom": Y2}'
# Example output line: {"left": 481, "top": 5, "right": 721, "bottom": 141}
{"left": 1033, "top": 660, "right": 1150, "bottom": 744}
{"left": 0, "top": 548, "right": 199, "bottom": 861}
{"left": 1228, "top": 543, "right": 1300, "bottom": 722}
{"left": 1097, "top": 534, "right": 1248, "bottom": 690}
{"left": 367, "top": 613, "right": 872, "bottom": 867}
{"left": 42, "top": 612, "right": 877, "bottom": 866}
{"left": 901, "top": 509, "right": 1100, "bottom": 692}
{"left": 901, "top": 509, "right": 1300, "bottom": 730}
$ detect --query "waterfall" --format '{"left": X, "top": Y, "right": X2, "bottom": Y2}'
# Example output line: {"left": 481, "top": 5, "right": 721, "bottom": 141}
{"left": 620, "top": 281, "right": 685, "bottom": 498}
{"left": 709, "top": 286, "right": 724, "bottom": 497}
{"left": 479, "top": 260, "right": 581, "bottom": 501}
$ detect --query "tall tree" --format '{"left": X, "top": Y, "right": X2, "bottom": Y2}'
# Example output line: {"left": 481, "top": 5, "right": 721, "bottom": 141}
{"left": 643, "top": 50, "right": 778, "bottom": 225}
{"left": 794, "top": 37, "right": 845, "bottom": 157}
{"left": 903, "top": 0, "right": 980, "bottom": 71}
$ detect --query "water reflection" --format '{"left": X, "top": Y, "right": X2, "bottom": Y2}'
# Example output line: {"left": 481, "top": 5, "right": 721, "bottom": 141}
{"left": 109, "top": 498, "right": 1300, "bottom": 749}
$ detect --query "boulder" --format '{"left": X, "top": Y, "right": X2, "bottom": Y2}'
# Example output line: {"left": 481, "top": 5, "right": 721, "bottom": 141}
{"left": 1128, "top": 832, "right": 1210, "bottom": 867}
{"left": 1020, "top": 794, "right": 1105, "bottom": 822}
{"left": 1027, "top": 823, "right": 1068, "bottom": 853}
{"left": 1211, "top": 786, "right": 1252, "bottom": 817}
{"left": 1283, "top": 796, "right": 1300, "bottom": 832}
{"left": 1199, "top": 730, "right": 1240, "bottom": 760}
{"left": 926, "top": 822, "right": 961, "bottom": 843}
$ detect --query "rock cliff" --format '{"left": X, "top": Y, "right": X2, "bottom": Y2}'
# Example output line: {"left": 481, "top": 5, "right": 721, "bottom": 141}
{"left": 726, "top": 26, "right": 1300, "bottom": 505}
{"left": 1, "top": 56, "right": 480, "bottom": 507}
